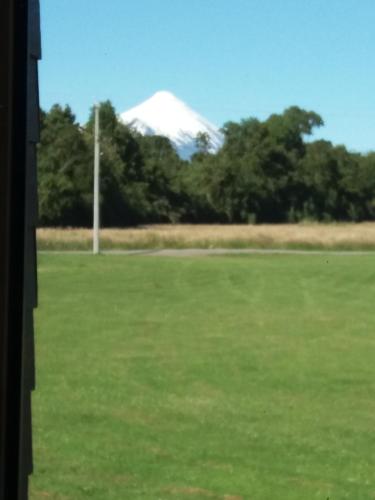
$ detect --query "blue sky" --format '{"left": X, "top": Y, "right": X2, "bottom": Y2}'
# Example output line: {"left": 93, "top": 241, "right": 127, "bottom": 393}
{"left": 40, "top": 0, "right": 375, "bottom": 152}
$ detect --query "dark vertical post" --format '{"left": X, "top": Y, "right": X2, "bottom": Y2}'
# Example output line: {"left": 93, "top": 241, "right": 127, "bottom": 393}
{"left": 0, "top": 0, "right": 13, "bottom": 492}
{"left": 0, "top": 1, "right": 40, "bottom": 498}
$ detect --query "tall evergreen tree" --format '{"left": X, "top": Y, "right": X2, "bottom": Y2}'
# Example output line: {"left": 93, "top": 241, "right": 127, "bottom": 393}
{"left": 38, "top": 104, "right": 91, "bottom": 225}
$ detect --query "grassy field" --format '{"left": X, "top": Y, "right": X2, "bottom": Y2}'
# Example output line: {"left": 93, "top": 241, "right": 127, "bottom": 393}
{"left": 37, "top": 223, "right": 375, "bottom": 251}
{"left": 30, "top": 254, "right": 375, "bottom": 499}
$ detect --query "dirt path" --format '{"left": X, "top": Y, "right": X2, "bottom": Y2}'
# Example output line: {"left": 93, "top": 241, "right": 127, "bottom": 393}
{"left": 39, "top": 248, "right": 375, "bottom": 256}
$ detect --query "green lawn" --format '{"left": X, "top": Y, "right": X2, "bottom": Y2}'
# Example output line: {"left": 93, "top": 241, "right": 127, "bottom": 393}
{"left": 30, "top": 254, "right": 375, "bottom": 499}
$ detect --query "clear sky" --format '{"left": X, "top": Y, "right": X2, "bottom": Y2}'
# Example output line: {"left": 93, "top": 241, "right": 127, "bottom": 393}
{"left": 40, "top": 0, "right": 375, "bottom": 152}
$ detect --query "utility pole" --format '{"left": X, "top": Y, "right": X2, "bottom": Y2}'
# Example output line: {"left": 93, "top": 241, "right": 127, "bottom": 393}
{"left": 93, "top": 104, "right": 100, "bottom": 254}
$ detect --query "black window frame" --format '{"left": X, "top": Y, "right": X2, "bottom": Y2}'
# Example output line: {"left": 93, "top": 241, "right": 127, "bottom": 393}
{"left": 0, "top": 1, "right": 40, "bottom": 498}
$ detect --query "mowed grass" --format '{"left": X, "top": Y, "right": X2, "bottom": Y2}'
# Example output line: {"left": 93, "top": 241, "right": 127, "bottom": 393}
{"left": 37, "top": 223, "right": 375, "bottom": 251}
{"left": 30, "top": 254, "right": 375, "bottom": 499}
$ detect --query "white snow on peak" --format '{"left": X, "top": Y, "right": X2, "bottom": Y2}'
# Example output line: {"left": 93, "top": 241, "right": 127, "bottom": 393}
{"left": 120, "top": 91, "right": 224, "bottom": 160}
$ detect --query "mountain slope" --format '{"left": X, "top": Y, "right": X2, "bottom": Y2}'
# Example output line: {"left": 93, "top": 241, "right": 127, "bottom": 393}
{"left": 120, "top": 91, "right": 223, "bottom": 160}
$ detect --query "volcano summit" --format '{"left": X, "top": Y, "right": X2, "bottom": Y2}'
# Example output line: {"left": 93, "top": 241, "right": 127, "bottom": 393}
{"left": 120, "top": 91, "right": 223, "bottom": 160}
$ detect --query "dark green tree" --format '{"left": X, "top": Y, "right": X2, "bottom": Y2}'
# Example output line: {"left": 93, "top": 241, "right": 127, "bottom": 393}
{"left": 195, "top": 131, "right": 211, "bottom": 155}
{"left": 38, "top": 104, "right": 91, "bottom": 225}
{"left": 137, "top": 134, "right": 187, "bottom": 222}
{"left": 85, "top": 101, "right": 148, "bottom": 226}
{"left": 37, "top": 100, "right": 375, "bottom": 227}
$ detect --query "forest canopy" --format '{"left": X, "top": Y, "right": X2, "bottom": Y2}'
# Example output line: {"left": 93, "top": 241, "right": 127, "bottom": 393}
{"left": 38, "top": 101, "right": 375, "bottom": 226}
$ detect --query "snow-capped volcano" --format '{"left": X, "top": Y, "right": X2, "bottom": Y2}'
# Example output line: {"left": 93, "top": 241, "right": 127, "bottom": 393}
{"left": 120, "top": 91, "right": 224, "bottom": 160}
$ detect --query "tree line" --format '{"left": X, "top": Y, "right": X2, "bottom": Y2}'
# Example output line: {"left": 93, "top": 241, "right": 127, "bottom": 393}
{"left": 38, "top": 101, "right": 375, "bottom": 226}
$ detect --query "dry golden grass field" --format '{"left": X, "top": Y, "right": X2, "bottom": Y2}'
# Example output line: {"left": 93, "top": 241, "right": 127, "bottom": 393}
{"left": 37, "top": 223, "right": 375, "bottom": 251}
